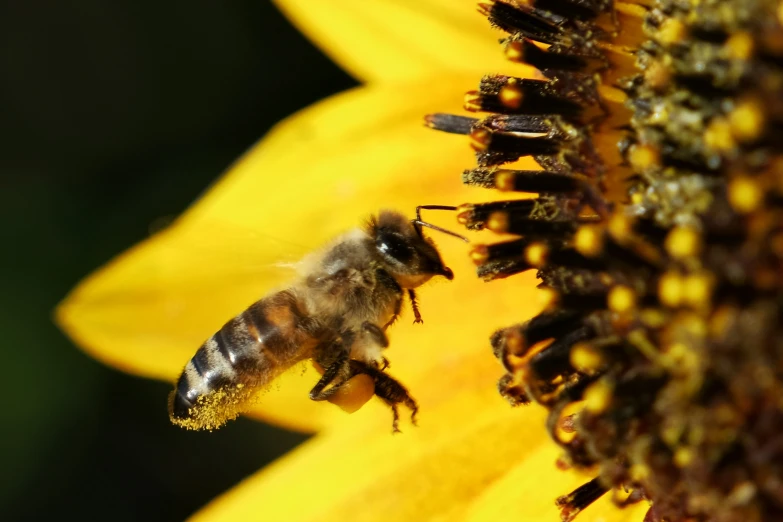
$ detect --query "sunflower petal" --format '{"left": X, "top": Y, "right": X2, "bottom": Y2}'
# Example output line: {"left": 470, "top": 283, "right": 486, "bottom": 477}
{"left": 188, "top": 359, "right": 645, "bottom": 522}
{"left": 56, "top": 76, "right": 521, "bottom": 433}
{"left": 272, "top": 0, "right": 524, "bottom": 82}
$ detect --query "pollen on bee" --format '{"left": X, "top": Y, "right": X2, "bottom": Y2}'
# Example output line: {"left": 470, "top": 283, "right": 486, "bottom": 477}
{"left": 326, "top": 374, "right": 376, "bottom": 414}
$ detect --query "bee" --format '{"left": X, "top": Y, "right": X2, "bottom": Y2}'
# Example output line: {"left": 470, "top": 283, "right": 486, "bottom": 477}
{"left": 169, "top": 207, "right": 463, "bottom": 432}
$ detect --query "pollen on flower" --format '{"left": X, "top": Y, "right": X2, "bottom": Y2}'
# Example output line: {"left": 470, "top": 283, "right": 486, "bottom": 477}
{"left": 427, "top": 0, "right": 783, "bottom": 520}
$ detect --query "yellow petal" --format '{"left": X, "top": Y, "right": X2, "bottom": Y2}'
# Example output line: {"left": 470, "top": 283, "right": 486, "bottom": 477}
{"left": 189, "top": 348, "right": 647, "bottom": 522}
{"left": 272, "top": 0, "right": 525, "bottom": 82}
{"left": 56, "top": 75, "right": 534, "bottom": 433}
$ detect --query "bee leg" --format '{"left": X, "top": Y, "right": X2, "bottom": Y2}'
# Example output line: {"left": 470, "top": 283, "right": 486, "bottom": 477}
{"left": 361, "top": 321, "right": 389, "bottom": 347}
{"left": 361, "top": 321, "right": 391, "bottom": 370}
{"left": 348, "top": 360, "right": 419, "bottom": 433}
{"left": 382, "top": 291, "right": 404, "bottom": 331}
{"left": 408, "top": 289, "right": 423, "bottom": 324}
{"left": 309, "top": 340, "right": 352, "bottom": 401}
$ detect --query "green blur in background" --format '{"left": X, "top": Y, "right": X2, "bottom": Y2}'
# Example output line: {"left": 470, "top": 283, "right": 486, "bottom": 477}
{"left": 1, "top": 2, "right": 357, "bottom": 520}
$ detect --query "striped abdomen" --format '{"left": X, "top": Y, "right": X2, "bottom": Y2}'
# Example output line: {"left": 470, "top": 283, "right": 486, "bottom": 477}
{"left": 169, "top": 290, "right": 316, "bottom": 430}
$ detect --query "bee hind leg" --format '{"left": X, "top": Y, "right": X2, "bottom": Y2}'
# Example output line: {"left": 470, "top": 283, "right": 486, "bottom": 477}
{"left": 309, "top": 339, "right": 352, "bottom": 401}
{"left": 348, "top": 360, "right": 419, "bottom": 433}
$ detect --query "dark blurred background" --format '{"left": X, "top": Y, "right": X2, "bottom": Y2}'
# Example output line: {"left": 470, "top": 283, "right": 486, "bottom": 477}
{"left": 1, "top": 2, "right": 356, "bottom": 520}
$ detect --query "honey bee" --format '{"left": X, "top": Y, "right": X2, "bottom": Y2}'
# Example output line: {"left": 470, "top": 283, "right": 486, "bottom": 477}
{"left": 169, "top": 207, "right": 463, "bottom": 432}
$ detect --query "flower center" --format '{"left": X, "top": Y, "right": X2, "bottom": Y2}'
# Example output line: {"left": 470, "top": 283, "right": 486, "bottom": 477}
{"left": 428, "top": 1, "right": 783, "bottom": 521}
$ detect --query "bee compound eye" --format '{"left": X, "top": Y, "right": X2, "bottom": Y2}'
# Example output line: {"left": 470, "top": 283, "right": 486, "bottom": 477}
{"left": 376, "top": 232, "right": 413, "bottom": 263}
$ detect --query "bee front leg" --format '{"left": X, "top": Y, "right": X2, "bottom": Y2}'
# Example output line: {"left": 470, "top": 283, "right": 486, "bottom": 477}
{"left": 348, "top": 360, "right": 419, "bottom": 433}
{"left": 408, "top": 289, "right": 423, "bottom": 324}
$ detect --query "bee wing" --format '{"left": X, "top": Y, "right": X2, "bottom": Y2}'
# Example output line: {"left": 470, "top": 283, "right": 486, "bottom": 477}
{"left": 152, "top": 219, "right": 310, "bottom": 281}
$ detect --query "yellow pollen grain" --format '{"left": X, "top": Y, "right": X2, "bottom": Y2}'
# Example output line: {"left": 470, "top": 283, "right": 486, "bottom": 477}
{"left": 597, "top": 84, "right": 627, "bottom": 104}
{"left": 538, "top": 287, "right": 559, "bottom": 311}
{"left": 628, "top": 144, "right": 661, "bottom": 172}
{"left": 729, "top": 98, "right": 765, "bottom": 142}
{"left": 570, "top": 342, "right": 604, "bottom": 372}
{"left": 495, "top": 169, "right": 515, "bottom": 191}
{"left": 665, "top": 342, "right": 699, "bottom": 374}
{"left": 728, "top": 482, "right": 758, "bottom": 506}
{"left": 499, "top": 82, "right": 524, "bottom": 110}
{"left": 683, "top": 272, "right": 713, "bottom": 308}
{"left": 709, "top": 305, "right": 736, "bottom": 338}
{"left": 704, "top": 117, "right": 736, "bottom": 152}
{"left": 609, "top": 285, "right": 637, "bottom": 314}
{"left": 644, "top": 60, "right": 671, "bottom": 91}
{"left": 630, "top": 464, "right": 650, "bottom": 481}
{"left": 456, "top": 207, "right": 473, "bottom": 225}
{"left": 725, "top": 31, "right": 755, "bottom": 60}
{"left": 665, "top": 226, "right": 702, "bottom": 260}
{"left": 728, "top": 176, "right": 763, "bottom": 213}
{"left": 656, "top": 18, "right": 688, "bottom": 46}
{"left": 469, "top": 128, "right": 491, "bottom": 152}
{"left": 574, "top": 225, "right": 604, "bottom": 257}
{"left": 469, "top": 244, "right": 489, "bottom": 265}
{"left": 615, "top": 1, "right": 647, "bottom": 18}
{"left": 464, "top": 90, "right": 482, "bottom": 112}
{"left": 658, "top": 271, "right": 683, "bottom": 307}
{"left": 674, "top": 447, "right": 694, "bottom": 468}
{"left": 326, "top": 374, "right": 376, "bottom": 413}
{"left": 487, "top": 211, "right": 509, "bottom": 233}
{"left": 504, "top": 329, "right": 525, "bottom": 356}
{"left": 584, "top": 379, "right": 613, "bottom": 413}
{"left": 608, "top": 213, "right": 633, "bottom": 243}
{"left": 504, "top": 40, "right": 525, "bottom": 62}
{"left": 524, "top": 242, "right": 549, "bottom": 267}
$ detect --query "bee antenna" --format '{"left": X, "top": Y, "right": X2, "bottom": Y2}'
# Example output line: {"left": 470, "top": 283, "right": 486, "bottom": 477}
{"left": 412, "top": 205, "right": 469, "bottom": 243}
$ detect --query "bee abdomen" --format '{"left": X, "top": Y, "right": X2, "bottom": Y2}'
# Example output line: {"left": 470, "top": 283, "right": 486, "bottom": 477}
{"left": 169, "top": 290, "right": 310, "bottom": 430}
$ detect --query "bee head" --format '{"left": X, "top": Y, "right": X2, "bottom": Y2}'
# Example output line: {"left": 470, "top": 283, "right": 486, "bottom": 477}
{"left": 368, "top": 210, "right": 455, "bottom": 289}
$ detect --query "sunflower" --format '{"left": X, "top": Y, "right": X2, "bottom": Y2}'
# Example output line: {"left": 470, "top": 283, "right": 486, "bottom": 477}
{"left": 57, "top": 0, "right": 783, "bottom": 521}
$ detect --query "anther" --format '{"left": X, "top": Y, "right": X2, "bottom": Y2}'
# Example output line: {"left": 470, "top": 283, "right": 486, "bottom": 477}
{"left": 665, "top": 226, "right": 702, "bottom": 260}
{"left": 608, "top": 285, "right": 636, "bottom": 314}
{"left": 574, "top": 225, "right": 604, "bottom": 258}
{"left": 728, "top": 176, "right": 763, "bottom": 213}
